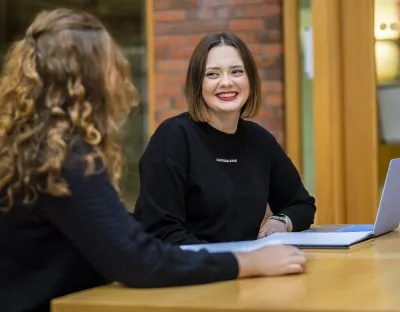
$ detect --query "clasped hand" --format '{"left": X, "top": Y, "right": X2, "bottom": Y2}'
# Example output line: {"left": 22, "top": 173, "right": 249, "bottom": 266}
{"left": 257, "top": 218, "right": 288, "bottom": 239}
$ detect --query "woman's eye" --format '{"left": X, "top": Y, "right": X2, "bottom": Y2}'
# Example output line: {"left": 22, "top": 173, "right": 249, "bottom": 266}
{"left": 206, "top": 72, "right": 218, "bottom": 78}
{"left": 232, "top": 69, "right": 244, "bottom": 75}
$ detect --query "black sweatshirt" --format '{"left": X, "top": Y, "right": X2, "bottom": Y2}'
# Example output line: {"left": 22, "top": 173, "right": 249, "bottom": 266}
{"left": 134, "top": 113, "right": 316, "bottom": 245}
{"left": 0, "top": 150, "right": 238, "bottom": 312}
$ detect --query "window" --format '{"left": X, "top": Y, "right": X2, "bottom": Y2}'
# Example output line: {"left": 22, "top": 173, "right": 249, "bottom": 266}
{"left": 0, "top": 0, "right": 148, "bottom": 211}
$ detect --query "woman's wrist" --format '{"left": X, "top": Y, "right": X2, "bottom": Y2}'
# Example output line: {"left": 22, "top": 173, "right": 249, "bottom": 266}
{"left": 234, "top": 252, "right": 258, "bottom": 278}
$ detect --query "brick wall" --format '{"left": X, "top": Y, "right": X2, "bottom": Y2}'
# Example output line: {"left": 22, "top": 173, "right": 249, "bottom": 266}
{"left": 153, "top": 0, "right": 284, "bottom": 144}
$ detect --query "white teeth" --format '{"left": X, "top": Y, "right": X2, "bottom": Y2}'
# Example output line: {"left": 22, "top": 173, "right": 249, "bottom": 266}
{"left": 218, "top": 93, "right": 236, "bottom": 98}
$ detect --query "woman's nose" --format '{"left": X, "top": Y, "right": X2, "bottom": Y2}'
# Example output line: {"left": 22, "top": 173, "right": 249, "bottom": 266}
{"left": 219, "top": 74, "right": 234, "bottom": 88}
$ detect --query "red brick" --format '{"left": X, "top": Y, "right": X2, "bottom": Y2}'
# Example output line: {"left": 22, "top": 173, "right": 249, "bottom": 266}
{"left": 155, "top": 36, "right": 186, "bottom": 48}
{"left": 232, "top": 6, "right": 246, "bottom": 18}
{"left": 168, "top": 20, "right": 227, "bottom": 34}
{"left": 246, "top": 5, "right": 260, "bottom": 17}
{"left": 157, "top": 60, "right": 188, "bottom": 72}
{"left": 154, "top": 0, "right": 170, "bottom": 10}
{"left": 233, "top": 32, "right": 260, "bottom": 44}
{"left": 200, "top": 0, "right": 230, "bottom": 7}
{"left": 232, "top": 5, "right": 261, "bottom": 18}
{"left": 266, "top": 94, "right": 282, "bottom": 107}
{"left": 173, "top": 97, "right": 188, "bottom": 109}
{"left": 254, "top": 56, "right": 278, "bottom": 68}
{"left": 264, "top": 44, "right": 282, "bottom": 55}
{"left": 265, "top": 15, "right": 282, "bottom": 30}
{"left": 229, "top": 19, "right": 264, "bottom": 31}
{"left": 155, "top": 74, "right": 184, "bottom": 85}
{"left": 169, "top": 0, "right": 199, "bottom": 9}
{"left": 271, "top": 120, "right": 284, "bottom": 132}
{"left": 230, "top": 0, "right": 264, "bottom": 4}
{"left": 186, "top": 34, "right": 207, "bottom": 45}
{"left": 154, "top": 10, "right": 186, "bottom": 22}
{"left": 155, "top": 109, "right": 186, "bottom": 125}
{"left": 179, "top": 74, "right": 187, "bottom": 84}
{"left": 156, "top": 85, "right": 181, "bottom": 96}
{"left": 265, "top": 30, "right": 282, "bottom": 42}
{"left": 247, "top": 44, "right": 263, "bottom": 55}
{"left": 155, "top": 47, "right": 170, "bottom": 59}
{"left": 154, "top": 98, "right": 172, "bottom": 110}
{"left": 170, "top": 47, "right": 195, "bottom": 59}
{"left": 263, "top": 67, "right": 282, "bottom": 80}
{"left": 262, "top": 81, "right": 282, "bottom": 93}
{"left": 155, "top": 23, "right": 170, "bottom": 35}
{"left": 262, "top": 4, "right": 282, "bottom": 16}
{"left": 255, "top": 109, "right": 274, "bottom": 120}
{"left": 187, "top": 8, "right": 214, "bottom": 19}
{"left": 217, "top": 7, "right": 231, "bottom": 18}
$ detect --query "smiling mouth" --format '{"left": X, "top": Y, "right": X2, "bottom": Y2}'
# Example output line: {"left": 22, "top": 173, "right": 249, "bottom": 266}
{"left": 216, "top": 92, "right": 238, "bottom": 101}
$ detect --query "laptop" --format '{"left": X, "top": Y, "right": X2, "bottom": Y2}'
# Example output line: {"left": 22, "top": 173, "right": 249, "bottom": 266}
{"left": 180, "top": 159, "right": 400, "bottom": 252}
{"left": 308, "top": 158, "right": 400, "bottom": 236}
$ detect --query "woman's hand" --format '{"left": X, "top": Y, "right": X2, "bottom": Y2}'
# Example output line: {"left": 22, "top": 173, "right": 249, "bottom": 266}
{"left": 235, "top": 245, "right": 306, "bottom": 278}
{"left": 258, "top": 217, "right": 293, "bottom": 239}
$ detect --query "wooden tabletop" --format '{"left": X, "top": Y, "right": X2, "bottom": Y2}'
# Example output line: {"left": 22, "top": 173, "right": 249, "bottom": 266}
{"left": 52, "top": 230, "right": 400, "bottom": 312}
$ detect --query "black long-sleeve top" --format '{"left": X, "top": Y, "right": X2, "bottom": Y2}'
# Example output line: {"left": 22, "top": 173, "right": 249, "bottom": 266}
{"left": 134, "top": 113, "right": 316, "bottom": 245}
{"left": 0, "top": 150, "right": 238, "bottom": 312}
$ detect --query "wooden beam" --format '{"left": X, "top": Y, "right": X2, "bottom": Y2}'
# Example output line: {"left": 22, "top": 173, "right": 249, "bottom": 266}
{"left": 283, "top": 0, "right": 302, "bottom": 173}
{"left": 341, "top": 0, "right": 379, "bottom": 223}
{"left": 145, "top": 0, "right": 155, "bottom": 135}
{"left": 312, "top": 0, "right": 346, "bottom": 224}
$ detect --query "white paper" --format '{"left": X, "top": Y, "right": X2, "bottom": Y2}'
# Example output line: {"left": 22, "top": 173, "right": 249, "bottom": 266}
{"left": 180, "top": 232, "right": 372, "bottom": 253}
{"left": 180, "top": 238, "right": 281, "bottom": 253}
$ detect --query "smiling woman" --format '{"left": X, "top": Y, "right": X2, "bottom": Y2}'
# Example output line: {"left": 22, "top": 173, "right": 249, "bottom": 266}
{"left": 133, "top": 32, "right": 316, "bottom": 246}
{"left": 201, "top": 46, "right": 250, "bottom": 134}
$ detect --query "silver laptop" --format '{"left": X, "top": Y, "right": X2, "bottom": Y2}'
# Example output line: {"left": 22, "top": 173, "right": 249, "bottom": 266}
{"left": 308, "top": 158, "right": 400, "bottom": 236}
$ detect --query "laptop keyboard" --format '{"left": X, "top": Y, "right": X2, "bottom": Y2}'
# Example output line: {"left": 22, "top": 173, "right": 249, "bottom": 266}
{"left": 335, "top": 224, "right": 374, "bottom": 232}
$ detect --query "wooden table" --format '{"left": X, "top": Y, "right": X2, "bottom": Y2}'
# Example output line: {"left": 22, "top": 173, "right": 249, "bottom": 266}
{"left": 52, "top": 230, "right": 400, "bottom": 312}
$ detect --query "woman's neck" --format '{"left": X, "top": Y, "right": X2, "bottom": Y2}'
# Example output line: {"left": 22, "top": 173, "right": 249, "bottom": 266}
{"left": 207, "top": 111, "right": 240, "bottom": 134}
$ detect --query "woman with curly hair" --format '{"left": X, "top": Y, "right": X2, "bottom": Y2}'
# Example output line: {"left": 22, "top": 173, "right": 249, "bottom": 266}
{"left": 0, "top": 8, "right": 306, "bottom": 312}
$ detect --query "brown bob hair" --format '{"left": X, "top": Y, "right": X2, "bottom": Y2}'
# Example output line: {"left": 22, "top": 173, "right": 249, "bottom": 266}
{"left": 184, "top": 32, "right": 261, "bottom": 122}
{"left": 0, "top": 8, "right": 138, "bottom": 209}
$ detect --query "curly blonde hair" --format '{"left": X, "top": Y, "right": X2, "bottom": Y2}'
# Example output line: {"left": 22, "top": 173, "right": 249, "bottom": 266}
{"left": 0, "top": 8, "right": 138, "bottom": 210}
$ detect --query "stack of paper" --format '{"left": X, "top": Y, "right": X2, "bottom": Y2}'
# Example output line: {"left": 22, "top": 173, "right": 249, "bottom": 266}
{"left": 180, "top": 231, "right": 373, "bottom": 252}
